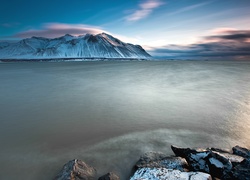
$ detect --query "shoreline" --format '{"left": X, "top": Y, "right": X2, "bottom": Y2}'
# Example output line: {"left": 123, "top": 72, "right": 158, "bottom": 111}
{"left": 0, "top": 57, "right": 150, "bottom": 62}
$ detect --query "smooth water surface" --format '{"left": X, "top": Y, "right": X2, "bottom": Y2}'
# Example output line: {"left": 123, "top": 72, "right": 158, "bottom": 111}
{"left": 0, "top": 61, "right": 250, "bottom": 179}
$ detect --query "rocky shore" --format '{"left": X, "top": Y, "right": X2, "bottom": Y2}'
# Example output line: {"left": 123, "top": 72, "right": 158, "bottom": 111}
{"left": 54, "top": 145, "right": 250, "bottom": 180}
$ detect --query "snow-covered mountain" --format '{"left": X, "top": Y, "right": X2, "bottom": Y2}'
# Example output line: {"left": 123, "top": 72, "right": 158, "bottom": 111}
{"left": 0, "top": 33, "right": 151, "bottom": 59}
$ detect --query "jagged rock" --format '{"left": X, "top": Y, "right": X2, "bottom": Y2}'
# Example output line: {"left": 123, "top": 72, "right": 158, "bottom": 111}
{"left": 207, "top": 151, "right": 232, "bottom": 177}
{"left": 171, "top": 145, "right": 232, "bottom": 178}
{"left": 130, "top": 168, "right": 212, "bottom": 180}
{"left": 98, "top": 172, "right": 120, "bottom": 180}
{"left": 171, "top": 145, "right": 196, "bottom": 157}
{"left": 54, "top": 159, "right": 96, "bottom": 180}
{"left": 232, "top": 145, "right": 250, "bottom": 159}
{"left": 222, "top": 158, "right": 250, "bottom": 180}
{"left": 212, "top": 151, "right": 244, "bottom": 167}
{"left": 135, "top": 152, "right": 188, "bottom": 171}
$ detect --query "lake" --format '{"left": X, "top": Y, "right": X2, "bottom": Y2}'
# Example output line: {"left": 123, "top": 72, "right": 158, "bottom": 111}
{"left": 0, "top": 60, "right": 250, "bottom": 179}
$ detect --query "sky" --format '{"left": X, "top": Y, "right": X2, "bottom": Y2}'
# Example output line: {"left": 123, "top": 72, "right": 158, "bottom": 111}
{"left": 1, "top": 0, "right": 250, "bottom": 59}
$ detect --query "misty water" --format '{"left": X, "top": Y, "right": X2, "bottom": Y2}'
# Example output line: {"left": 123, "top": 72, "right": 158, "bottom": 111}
{"left": 0, "top": 60, "right": 250, "bottom": 179}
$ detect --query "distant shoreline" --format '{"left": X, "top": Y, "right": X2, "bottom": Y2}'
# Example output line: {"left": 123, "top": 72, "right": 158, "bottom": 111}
{"left": 1, "top": 58, "right": 249, "bottom": 62}
{"left": 0, "top": 57, "right": 151, "bottom": 62}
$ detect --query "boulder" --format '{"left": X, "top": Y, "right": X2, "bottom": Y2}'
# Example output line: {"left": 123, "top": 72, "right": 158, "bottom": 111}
{"left": 209, "top": 150, "right": 244, "bottom": 167}
{"left": 222, "top": 159, "right": 250, "bottom": 180}
{"left": 98, "top": 172, "right": 120, "bottom": 180}
{"left": 54, "top": 159, "right": 96, "bottom": 180}
{"left": 171, "top": 145, "right": 198, "bottom": 158}
{"left": 135, "top": 152, "right": 188, "bottom": 171}
{"left": 130, "top": 167, "right": 212, "bottom": 180}
{"left": 206, "top": 151, "right": 232, "bottom": 177}
{"left": 232, "top": 145, "right": 250, "bottom": 159}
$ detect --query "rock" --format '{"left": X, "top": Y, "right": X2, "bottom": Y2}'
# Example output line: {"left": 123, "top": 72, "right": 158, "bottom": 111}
{"left": 232, "top": 145, "right": 250, "bottom": 159}
{"left": 171, "top": 145, "right": 211, "bottom": 172}
{"left": 188, "top": 151, "right": 211, "bottom": 172}
{"left": 171, "top": 145, "right": 196, "bottom": 157}
{"left": 212, "top": 151, "right": 244, "bottom": 167}
{"left": 171, "top": 145, "right": 233, "bottom": 178}
{"left": 54, "top": 159, "right": 96, "bottom": 180}
{"left": 130, "top": 168, "right": 212, "bottom": 180}
{"left": 222, "top": 159, "right": 250, "bottom": 180}
{"left": 98, "top": 172, "right": 120, "bottom": 180}
{"left": 206, "top": 151, "right": 232, "bottom": 178}
{"left": 135, "top": 152, "right": 188, "bottom": 171}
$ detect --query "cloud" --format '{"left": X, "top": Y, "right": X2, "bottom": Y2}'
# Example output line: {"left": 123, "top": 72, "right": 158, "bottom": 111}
{"left": 207, "top": 30, "right": 250, "bottom": 41}
{"left": 126, "top": 0, "right": 163, "bottom": 22}
{"left": 168, "top": 1, "right": 214, "bottom": 16}
{"left": 12, "top": 23, "right": 106, "bottom": 38}
{"left": 149, "top": 29, "right": 250, "bottom": 60}
{"left": 1, "top": 22, "right": 20, "bottom": 28}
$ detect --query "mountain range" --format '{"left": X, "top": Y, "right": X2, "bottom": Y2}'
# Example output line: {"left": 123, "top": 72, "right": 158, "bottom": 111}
{"left": 0, "top": 33, "right": 151, "bottom": 59}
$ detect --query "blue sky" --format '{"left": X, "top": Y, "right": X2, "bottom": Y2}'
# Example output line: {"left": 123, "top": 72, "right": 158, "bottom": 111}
{"left": 1, "top": 0, "right": 250, "bottom": 59}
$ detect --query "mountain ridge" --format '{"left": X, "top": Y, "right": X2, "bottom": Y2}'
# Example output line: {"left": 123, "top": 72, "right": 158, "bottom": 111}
{"left": 0, "top": 33, "right": 151, "bottom": 59}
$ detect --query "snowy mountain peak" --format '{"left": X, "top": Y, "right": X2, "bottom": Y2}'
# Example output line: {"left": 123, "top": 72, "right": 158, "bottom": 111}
{"left": 64, "top": 34, "right": 73, "bottom": 37}
{"left": 0, "top": 33, "right": 151, "bottom": 59}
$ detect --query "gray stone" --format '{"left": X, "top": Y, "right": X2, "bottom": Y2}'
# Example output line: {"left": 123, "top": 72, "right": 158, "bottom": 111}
{"left": 54, "top": 159, "right": 96, "bottom": 180}
{"left": 98, "top": 172, "right": 120, "bottom": 180}
{"left": 130, "top": 168, "right": 212, "bottom": 180}
{"left": 135, "top": 151, "right": 188, "bottom": 171}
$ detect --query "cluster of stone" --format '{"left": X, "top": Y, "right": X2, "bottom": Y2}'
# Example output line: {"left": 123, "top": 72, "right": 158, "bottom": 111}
{"left": 131, "top": 145, "right": 250, "bottom": 180}
{"left": 54, "top": 145, "right": 250, "bottom": 180}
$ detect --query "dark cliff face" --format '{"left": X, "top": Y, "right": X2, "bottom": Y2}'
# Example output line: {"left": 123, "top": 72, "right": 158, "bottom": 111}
{"left": 0, "top": 33, "right": 151, "bottom": 59}
{"left": 87, "top": 35, "right": 99, "bottom": 43}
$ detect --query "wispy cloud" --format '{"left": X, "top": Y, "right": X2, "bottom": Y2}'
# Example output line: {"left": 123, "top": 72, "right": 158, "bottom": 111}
{"left": 12, "top": 23, "right": 106, "bottom": 38}
{"left": 126, "top": 0, "right": 164, "bottom": 22}
{"left": 149, "top": 29, "right": 250, "bottom": 60}
{"left": 1, "top": 22, "right": 20, "bottom": 28}
{"left": 168, "top": 1, "right": 215, "bottom": 16}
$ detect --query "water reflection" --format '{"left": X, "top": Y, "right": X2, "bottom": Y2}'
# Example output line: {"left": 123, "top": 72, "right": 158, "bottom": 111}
{"left": 230, "top": 93, "right": 250, "bottom": 147}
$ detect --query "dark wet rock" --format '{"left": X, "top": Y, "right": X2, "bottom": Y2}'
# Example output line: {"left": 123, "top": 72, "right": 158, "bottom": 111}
{"left": 171, "top": 145, "right": 196, "bottom": 157}
{"left": 55, "top": 159, "right": 96, "bottom": 180}
{"left": 186, "top": 151, "right": 211, "bottom": 172}
{"left": 98, "top": 172, "right": 120, "bottom": 180}
{"left": 135, "top": 151, "right": 188, "bottom": 171}
{"left": 206, "top": 151, "right": 232, "bottom": 178}
{"left": 232, "top": 145, "right": 250, "bottom": 159}
{"left": 171, "top": 145, "right": 210, "bottom": 172}
{"left": 222, "top": 158, "right": 250, "bottom": 180}
{"left": 130, "top": 167, "right": 212, "bottom": 180}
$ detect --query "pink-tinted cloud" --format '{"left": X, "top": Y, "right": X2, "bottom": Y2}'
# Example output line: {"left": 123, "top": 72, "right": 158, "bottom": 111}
{"left": 12, "top": 23, "right": 106, "bottom": 38}
{"left": 126, "top": 0, "right": 163, "bottom": 22}
{"left": 210, "top": 27, "right": 238, "bottom": 34}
